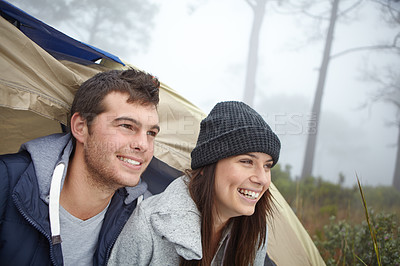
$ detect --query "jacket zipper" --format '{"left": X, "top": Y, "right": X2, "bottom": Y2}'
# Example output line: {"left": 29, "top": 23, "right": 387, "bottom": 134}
{"left": 104, "top": 219, "right": 126, "bottom": 266}
{"left": 12, "top": 195, "right": 59, "bottom": 266}
{"left": 104, "top": 194, "right": 137, "bottom": 266}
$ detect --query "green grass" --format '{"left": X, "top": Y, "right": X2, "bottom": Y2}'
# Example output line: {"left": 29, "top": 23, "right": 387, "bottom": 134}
{"left": 271, "top": 164, "right": 400, "bottom": 265}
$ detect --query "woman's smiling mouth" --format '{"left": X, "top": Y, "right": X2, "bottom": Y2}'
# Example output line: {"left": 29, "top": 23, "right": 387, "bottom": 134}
{"left": 237, "top": 188, "right": 260, "bottom": 200}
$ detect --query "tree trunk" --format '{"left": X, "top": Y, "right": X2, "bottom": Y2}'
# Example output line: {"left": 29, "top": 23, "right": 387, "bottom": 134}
{"left": 393, "top": 125, "right": 400, "bottom": 191}
{"left": 243, "top": 0, "right": 267, "bottom": 107}
{"left": 301, "top": 0, "right": 340, "bottom": 179}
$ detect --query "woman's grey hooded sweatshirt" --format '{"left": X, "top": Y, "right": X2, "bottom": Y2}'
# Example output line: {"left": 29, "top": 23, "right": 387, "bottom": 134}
{"left": 108, "top": 176, "right": 268, "bottom": 266}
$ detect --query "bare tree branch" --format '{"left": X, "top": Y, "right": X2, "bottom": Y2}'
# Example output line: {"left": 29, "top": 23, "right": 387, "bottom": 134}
{"left": 389, "top": 0, "right": 400, "bottom": 24}
{"left": 331, "top": 44, "right": 400, "bottom": 59}
{"left": 394, "top": 32, "right": 400, "bottom": 45}
{"left": 387, "top": 99, "right": 400, "bottom": 109}
{"left": 302, "top": 9, "right": 330, "bottom": 20}
{"left": 298, "top": 1, "right": 364, "bottom": 21}
{"left": 271, "top": 0, "right": 331, "bottom": 19}
{"left": 371, "top": 0, "right": 400, "bottom": 24}
{"left": 337, "top": 0, "right": 364, "bottom": 17}
{"left": 271, "top": 1, "right": 304, "bottom": 15}
{"left": 245, "top": 0, "right": 256, "bottom": 10}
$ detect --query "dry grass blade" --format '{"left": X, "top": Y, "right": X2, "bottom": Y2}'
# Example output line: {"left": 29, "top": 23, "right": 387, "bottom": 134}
{"left": 354, "top": 253, "right": 368, "bottom": 266}
{"left": 356, "top": 174, "right": 381, "bottom": 266}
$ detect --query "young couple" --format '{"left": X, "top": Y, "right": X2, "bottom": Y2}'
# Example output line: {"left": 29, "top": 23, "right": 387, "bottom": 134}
{"left": 0, "top": 69, "right": 280, "bottom": 266}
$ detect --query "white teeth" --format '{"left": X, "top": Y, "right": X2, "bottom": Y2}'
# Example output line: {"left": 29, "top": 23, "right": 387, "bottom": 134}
{"left": 118, "top": 156, "right": 140, "bottom": 166}
{"left": 237, "top": 188, "right": 260, "bottom": 199}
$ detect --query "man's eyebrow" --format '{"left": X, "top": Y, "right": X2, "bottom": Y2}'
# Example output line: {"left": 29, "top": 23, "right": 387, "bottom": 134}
{"left": 151, "top": 124, "right": 160, "bottom": 133}
{"left": 114, "top": 117, "right": 141, "bottom": 127}
{"left": 115, "top": 116, "right": 160, "bottom": 132}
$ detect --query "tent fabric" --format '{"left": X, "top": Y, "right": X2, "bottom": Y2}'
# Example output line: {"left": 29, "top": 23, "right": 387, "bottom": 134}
{"left": 0, "top": 5, "right": 325, "bottom": 265}
{"left": 268, "top": 183, "right": 324, "bottom": 265}
{"left": 0, "top": 14, "right": 204, "bottom": 170}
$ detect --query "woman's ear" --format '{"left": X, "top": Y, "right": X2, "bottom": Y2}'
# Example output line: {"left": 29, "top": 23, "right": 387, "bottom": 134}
{"left": 70, "top": 112, "right": 87, "bottom": 144}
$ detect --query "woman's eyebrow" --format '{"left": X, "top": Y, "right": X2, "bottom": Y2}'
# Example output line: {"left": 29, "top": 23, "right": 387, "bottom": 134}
{"left": 244, "top": 153, "right": 273, "bottom": 162}
{"left": 244, "top": 153, "right": 258, "bottom": 158}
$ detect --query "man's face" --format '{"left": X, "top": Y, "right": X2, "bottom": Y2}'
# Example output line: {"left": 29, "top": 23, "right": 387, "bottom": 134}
{"left": 82, "top": 91, "right": 159, "bottom": 190}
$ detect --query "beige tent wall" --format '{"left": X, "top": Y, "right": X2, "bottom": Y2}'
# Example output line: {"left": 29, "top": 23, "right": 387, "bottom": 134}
{"left": 0, "top": 107, "right": 63, "bottom": 154}
{"left": 268, "top": 183, "right": 325, "bottom": 265}
{"left": 0, "top": 16, "right": 325, "bottom": 265}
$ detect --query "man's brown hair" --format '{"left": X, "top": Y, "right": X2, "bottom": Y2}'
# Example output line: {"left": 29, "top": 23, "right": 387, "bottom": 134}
{"left": 69, "top": 68, "right": 160, "bottom": 131}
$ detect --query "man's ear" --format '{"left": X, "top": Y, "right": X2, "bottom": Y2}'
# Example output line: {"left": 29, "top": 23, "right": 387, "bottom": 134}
{"left": 70, "top": 113, "right": 87, "bottom": 144}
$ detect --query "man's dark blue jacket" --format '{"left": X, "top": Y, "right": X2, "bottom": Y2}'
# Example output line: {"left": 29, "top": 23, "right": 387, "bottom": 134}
{"left": 0, "top": 133, "right": 147, "bottom": 266}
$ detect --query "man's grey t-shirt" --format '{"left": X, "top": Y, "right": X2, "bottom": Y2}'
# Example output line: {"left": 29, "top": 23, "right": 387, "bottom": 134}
{"left": 59, "top": 204, "right": 108, "bottom": 266}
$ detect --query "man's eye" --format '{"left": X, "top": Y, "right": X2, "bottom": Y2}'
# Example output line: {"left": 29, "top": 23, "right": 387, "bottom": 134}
{"left": 147, "top": 131, "right": 158, "bottom": 137}
{"left": 120, "top": 124, "right": 132, "bottom": 130}
{"left": 240, "top": 159, "right": 252, "bottom": 164}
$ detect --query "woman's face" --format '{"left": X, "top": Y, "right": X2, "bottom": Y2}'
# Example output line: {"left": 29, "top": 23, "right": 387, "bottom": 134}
{"left": 213, "top": 152, "right": 273, "bottom": 223}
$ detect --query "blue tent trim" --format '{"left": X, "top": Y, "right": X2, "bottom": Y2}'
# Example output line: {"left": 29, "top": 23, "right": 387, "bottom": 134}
{"left": 0, "top": 0, "right": 124, "bottom": 65}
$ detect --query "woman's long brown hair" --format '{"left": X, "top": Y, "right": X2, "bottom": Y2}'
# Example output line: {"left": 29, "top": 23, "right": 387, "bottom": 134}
{"left": 180, "top": 163, "right": 275, "bottom": 266}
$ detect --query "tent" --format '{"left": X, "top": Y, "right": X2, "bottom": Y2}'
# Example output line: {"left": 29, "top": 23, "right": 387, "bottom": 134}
{"left": 0, "top": 1, "right": 325, "bottom": 265}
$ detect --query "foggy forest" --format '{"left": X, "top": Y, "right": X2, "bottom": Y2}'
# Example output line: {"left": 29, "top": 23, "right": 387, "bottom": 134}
{"left": 2, "top": 0, "right": 400, "bottom": 264}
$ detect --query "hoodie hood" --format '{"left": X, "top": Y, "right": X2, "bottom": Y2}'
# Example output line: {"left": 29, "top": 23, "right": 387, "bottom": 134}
{"left": 20, "top": 133, "right": 72, "bottom": 203}
{"left": 19, "top": 133, "right": 148, "bottom": 204}
{"left": 143, "top": 176, "right": 203, "bottom": 260}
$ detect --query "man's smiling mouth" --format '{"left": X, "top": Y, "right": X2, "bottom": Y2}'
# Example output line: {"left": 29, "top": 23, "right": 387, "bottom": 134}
{"left": 117, "top": 156, "right": 141, "bottom": 166}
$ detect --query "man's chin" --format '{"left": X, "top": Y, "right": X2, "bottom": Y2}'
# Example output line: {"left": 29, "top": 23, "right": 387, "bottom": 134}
{"left": 121, "top": 176, "right": 141, "bottom": 188}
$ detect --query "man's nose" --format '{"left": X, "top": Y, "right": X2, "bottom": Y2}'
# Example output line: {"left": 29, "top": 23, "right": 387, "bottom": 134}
{"left": 129, "top": 131, "right": 149, "bottom": 152}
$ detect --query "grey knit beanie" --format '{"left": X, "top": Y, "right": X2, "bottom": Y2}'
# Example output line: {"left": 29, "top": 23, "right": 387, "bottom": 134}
{"left": 191, "top": 101, "right": 281, "bottom": 169}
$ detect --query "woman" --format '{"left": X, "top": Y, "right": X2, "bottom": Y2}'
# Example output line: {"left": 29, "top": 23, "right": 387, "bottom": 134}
{"left": 108, "top": 101, "right": 281, "bottom": 266}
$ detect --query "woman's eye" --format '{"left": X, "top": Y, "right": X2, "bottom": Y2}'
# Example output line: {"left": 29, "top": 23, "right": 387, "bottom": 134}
{"left": 264, "top": 163, "right": 273, "bottom": 169}
{"left": 240, "top": 159, "right": 252, "bottom": 164}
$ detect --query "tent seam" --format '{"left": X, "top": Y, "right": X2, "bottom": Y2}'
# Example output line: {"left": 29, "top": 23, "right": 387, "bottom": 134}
{"left": 0, "top": 78, "right": 70, "bottom": 109}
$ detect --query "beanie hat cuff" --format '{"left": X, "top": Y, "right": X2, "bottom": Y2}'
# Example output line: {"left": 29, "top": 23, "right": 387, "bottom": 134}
{"left": 190, "top": 101, "right": 281, "bottom": 170}
{"left": 191, "top": 126, "right": 280, "bottom": 169}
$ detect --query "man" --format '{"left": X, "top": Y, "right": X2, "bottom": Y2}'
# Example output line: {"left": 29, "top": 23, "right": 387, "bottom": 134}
{"left": 0, "top": 69, "right": 160, "bottom": 265}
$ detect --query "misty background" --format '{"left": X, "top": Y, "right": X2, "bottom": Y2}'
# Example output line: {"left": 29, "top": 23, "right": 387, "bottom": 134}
{"left": 7, "top": 0, "right": 400, "bottom": 188}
